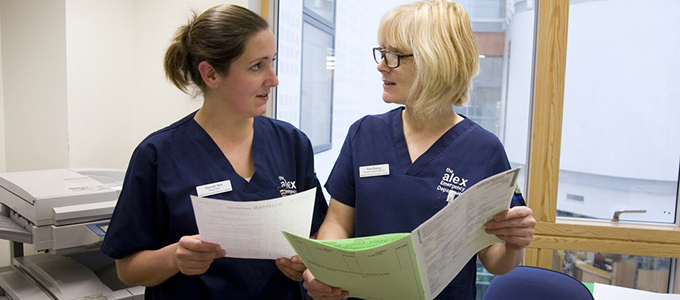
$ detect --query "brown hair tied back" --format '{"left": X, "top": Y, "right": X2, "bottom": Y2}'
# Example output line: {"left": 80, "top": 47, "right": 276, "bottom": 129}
{"left": 163, "top": 5, "right": 269, "bottom": 96}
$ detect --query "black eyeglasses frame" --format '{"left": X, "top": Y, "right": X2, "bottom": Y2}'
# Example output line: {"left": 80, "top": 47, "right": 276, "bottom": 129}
{"left": 372, "top": 47, "right": 413, "bottom": 68}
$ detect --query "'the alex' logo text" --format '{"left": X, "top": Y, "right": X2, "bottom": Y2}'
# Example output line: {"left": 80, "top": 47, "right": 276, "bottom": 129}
{"left": 436, "top": 168, "right": 468, "bottom": 199}
{"left": 278, "top": 176, "right": 297, "bottom": 196}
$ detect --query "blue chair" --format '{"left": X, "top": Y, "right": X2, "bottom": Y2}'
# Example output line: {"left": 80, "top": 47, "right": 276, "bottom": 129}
{"left": 482, "top": 266, "right": 594, "bottom": 300}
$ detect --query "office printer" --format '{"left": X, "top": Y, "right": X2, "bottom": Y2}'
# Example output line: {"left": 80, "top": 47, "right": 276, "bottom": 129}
{"left": 0, "top": 168, "right": 143, "bottom": 300}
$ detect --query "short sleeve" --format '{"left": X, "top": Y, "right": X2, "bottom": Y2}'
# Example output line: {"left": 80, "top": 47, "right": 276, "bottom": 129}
{"left": 324, "top": 122, "right": 360, "bottom": 207}
{"left": 100, "top": 142, "right": 167, "bottom": 259}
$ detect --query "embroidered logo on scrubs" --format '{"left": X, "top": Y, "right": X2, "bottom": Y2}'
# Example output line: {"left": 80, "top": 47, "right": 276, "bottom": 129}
{"left": 436, "top": 167, "right": 469, "bottom": 201}
{"left": 278, "top": 176, "right": 297, "bottom": 196}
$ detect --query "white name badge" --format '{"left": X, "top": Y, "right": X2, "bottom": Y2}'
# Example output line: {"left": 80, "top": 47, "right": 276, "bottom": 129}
{"left": 359, "top": 164, "right": 390, "bottom": 178}
{"left": 196, "top": 180, "right": 233, "bottom": 197}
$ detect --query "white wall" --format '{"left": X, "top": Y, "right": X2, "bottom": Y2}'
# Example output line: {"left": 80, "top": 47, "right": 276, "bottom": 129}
{"left": 276, "top": 0, "right": 303, "bottom": 127}
{"left": 65, "top": 0, "right": 249, "bottom": 169}
{"left": 1, "top": 0, "right": 248, "bottom": 172}
{"left": 0, "top": 0, "right": 248, "bottom": 268}
{"left": 129, "top": 0, "right": 238, "bottom": 150}
{"left": 65, "top": 1, "right": 137, "bottom": 169}
{"left": 1, "top": 0, "right": 70, "bottom": 172}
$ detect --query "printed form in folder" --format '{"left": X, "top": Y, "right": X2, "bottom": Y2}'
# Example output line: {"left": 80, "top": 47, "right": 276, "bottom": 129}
{"left": 283, "top": 168, "right": 521, "bottom": 300}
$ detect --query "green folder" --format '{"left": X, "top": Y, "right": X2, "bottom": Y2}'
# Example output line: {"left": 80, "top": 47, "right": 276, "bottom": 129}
{"left": 283, "top": 167, "right": 522, "bottom": 300}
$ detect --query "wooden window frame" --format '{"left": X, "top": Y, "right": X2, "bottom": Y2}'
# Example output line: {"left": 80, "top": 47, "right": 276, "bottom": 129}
{"left": 526, "top": 0, "right": 680, "bottom": 278}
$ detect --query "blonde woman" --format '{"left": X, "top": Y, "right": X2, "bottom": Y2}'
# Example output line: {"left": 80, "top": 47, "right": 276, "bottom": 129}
{"left": 283, "top": 1, "right": 535, "bottom": 299}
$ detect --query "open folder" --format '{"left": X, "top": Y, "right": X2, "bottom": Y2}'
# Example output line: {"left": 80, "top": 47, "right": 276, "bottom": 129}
{"left": 283, "top": 167, "right": 521, "bottom": 300}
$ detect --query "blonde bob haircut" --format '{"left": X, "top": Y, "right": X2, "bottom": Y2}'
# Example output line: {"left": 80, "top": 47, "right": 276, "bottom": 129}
{"left": 378, "top": 0, "right": 479, "bottom": 119}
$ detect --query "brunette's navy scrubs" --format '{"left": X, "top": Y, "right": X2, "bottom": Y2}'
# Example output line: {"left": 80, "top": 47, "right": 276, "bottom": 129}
{"left": 101, "top": 112, "right": 327, "bottom": 300}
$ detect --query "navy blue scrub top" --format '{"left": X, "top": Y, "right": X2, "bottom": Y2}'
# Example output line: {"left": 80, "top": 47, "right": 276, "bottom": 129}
{"left": 101, "top": 112, "right": 327, "bottom": 300}
{"left": 325, "top": 107, "right": 525, "bottom": 300}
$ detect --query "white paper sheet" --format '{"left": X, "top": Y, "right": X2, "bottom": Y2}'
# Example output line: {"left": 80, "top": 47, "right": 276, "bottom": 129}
{"left": 413, "top": 168, "right": 520, "bottom": 299}
{"left": 191, "top": 187, "right": 316, "bottom": 259}
{"left": 594, "top": 283, "right": 680, "bottom": 300}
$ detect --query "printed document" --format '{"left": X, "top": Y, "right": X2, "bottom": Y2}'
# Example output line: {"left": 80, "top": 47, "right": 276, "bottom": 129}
{"left": 283, "top": 168, "right": 521, "bottom": 300}
{"left": 192, "top": 187, "right": 316, "bottom": 260}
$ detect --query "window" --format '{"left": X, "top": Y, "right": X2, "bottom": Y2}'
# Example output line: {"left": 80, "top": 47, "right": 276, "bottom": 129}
{"left": 526, "top": 0, "right": 680, "bottom": 295}
{"left": 303, "top": 0, "right": 334, "bottom": 23}
{"left": 456, "top": 0, "right": 537, "bottom": 200}
{"left": 556, "top": 0, "right": 680, "bottom": 224}
{"left": 300, "top": 1, "right": 335, "bottom": 153}
{"left": 453, "top": 2, "right": 537, "bottom": 298}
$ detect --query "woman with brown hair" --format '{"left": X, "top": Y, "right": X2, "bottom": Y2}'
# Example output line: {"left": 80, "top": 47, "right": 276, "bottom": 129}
{"left": 100, "top": 4, "right": 327, "bottom": 299}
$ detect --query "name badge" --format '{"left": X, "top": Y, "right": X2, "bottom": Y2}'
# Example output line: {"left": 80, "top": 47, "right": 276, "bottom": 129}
{"left": 359, "top": 164, "right": 390, "bottom": 178}
{"left": 196, "top": 180, "right": 232, "bottom": 197}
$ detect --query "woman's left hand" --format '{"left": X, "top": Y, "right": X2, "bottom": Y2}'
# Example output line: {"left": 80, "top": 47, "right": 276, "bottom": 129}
{"left": 485, "top": 206, "right": 536, "bottom": 250}
{"left": 276, "top": 255, "right": 307, "bottom": 281}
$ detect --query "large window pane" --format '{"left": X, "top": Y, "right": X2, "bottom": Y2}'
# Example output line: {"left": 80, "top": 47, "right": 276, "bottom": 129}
{"left": 557, "top": 0, "right": 680, "bottom": 223}
{"left": 455, "top": 2, "right": 536, "bottom": 299}
{"left": 300, "top": 22, "right": 333, "bottom": 152}
{"left": 457, "top": 0, "right": 536, "bottom": 203}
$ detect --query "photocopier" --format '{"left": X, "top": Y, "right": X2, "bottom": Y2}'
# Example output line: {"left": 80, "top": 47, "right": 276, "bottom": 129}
{"left": 0, "top": 168, "right": 143, "bottom": 300}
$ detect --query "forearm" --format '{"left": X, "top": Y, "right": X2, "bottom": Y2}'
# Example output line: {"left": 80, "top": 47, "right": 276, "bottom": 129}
{"left": 316, "top": 198, "right": 355, "bottom": 241}
{"left": 316, "top": 219, "right": 352, "bottom": 240}
{"left": 116, "top": 243, "right": 180, "bottom": 287}
{"left": 478, "top": 242, "right": 525, "bottom": 275}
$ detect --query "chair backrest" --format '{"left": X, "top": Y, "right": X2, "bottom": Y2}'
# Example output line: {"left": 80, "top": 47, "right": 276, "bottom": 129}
{"left": 482, "top": 266, "right": 595, "bottom": 300}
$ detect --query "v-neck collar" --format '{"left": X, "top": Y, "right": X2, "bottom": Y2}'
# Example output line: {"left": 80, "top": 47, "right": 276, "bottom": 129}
{"left": 390, "top": 107, "right": 474, "bottom": 176}
{"left": 187, "top": 113, "right": 261, "bottom": 192}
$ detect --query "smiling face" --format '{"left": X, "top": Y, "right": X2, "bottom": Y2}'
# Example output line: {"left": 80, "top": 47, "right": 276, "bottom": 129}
{"left": 377, "top": 45, "right": 416, "bottom": 105}
{"left": 214, "top": 29, "right": 279, "bottom": 118}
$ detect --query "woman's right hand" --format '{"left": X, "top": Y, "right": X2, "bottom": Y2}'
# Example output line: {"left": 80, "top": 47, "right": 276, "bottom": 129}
{"left": 174, "top": 234, "right": 226, "bottom": 276}
{"left": 302, "top": 269, "right": 349, "bottom": 300}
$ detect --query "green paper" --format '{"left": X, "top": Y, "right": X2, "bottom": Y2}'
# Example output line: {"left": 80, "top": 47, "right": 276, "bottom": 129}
{"left": 315, "top": 233, "right": 411, "bottom": 250}
{"left": 583, "top": 282, "right": 595, "bottom": 294}
{"left": 283, "top": 231, "right": 426, "bottom": 300}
